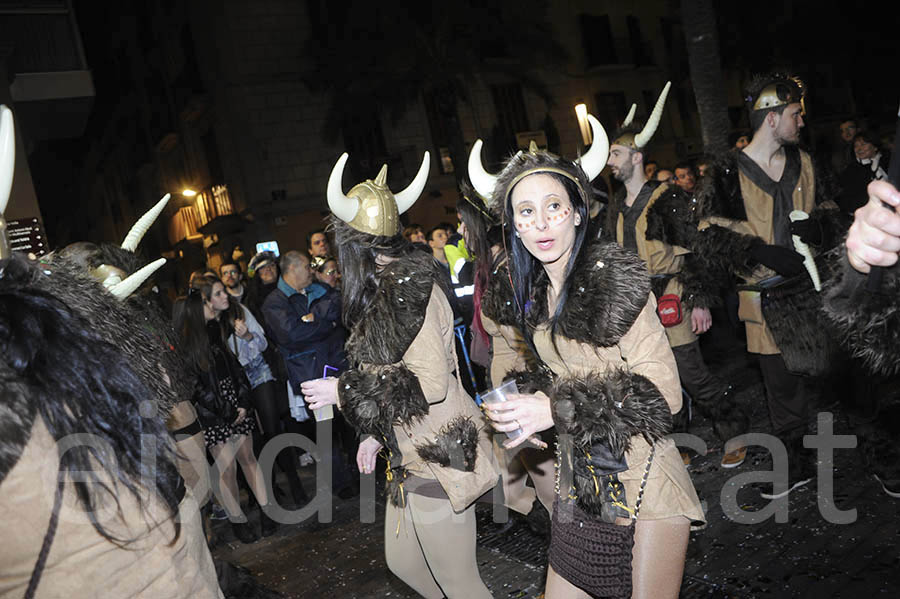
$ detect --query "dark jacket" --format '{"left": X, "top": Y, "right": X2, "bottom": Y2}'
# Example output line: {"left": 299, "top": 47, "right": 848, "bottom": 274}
{"left": 191, "top": 320, "right": 253, "bottom": 429}
{"left": 261, "top": 278, "right": 345, "bottom": 392}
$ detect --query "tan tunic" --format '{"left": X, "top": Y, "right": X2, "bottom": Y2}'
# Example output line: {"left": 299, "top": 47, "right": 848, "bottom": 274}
{"left": 377, "top": 287, "right": 499, "bottom": 513}
{"left": 0, "top": 417, "right": 222, "bottom": 599}
{"left": 616, "top": 183, "right": 696, "bottom": 347}
{"left": 483, "top": 297, "right": 706, "bottom": 525}
{"left": 700, "top": 150, "right": 821, "bottom": 354}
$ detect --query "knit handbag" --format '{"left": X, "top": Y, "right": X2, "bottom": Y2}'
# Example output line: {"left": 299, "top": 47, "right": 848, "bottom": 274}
{"left": 549, "top": 445, "right": 656, "bottom": 598}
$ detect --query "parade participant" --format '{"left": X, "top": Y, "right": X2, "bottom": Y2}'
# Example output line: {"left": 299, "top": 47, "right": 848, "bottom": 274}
{"left": 824, "top": 179, "right": 900, "bottom": 374}
{"left": 177, "top": 276, "right": 277, "bottom": 543}
{"left": 688, "top": 73, "right": 843, "bottom": 498}
{"left": 470, "top": 112, "right": 704, "bottom": 599}
{"left": 301, "top": 152, "right": 498, "bottom": 599}
{"left": 605, "top": 83, "right": 749, "bottom": 468}
{"left": 458, "top": 179, "right": 557, "bottom": 521}
{"left": 0, "top": 105, "right": 222, "bottom": 597}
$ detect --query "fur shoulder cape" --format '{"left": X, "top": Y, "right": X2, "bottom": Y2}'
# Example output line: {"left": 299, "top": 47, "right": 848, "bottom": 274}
{"left": 344, "top": 249, "right": 441, "bottom": 365}
{"left": 645, "top": 184, "right": 701, "bottom": 250}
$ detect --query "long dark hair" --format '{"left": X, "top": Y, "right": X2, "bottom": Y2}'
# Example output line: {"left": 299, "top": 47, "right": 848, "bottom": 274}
{"left": 502, "top": 172, "right": 590, "bottom": 354}
{"left": 0, "top": 256, "right": 182, "bottom": 545}
{"left": 332, "top": 218, "right": 420, "bottom": 327}
{"left": 457, "top": 190, "right": 502, "bottom": 343}
{"left": 175, "top": 275, "right": 240, "bottom": 372}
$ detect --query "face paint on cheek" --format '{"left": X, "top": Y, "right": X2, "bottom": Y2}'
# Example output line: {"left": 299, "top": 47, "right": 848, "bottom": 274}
{"left": 515, "top": 217, "right": 535, "bottom": 232}
{"left": 547, "top": 207, "right": 571, "bottom": 225}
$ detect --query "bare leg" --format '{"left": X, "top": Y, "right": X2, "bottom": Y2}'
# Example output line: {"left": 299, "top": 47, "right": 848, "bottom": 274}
{"left": 632, "top": 516, "right": 690, "bottom": 599}
{"left": 208, "top": 440, "right": 241, "bottom": 519}
{"left": 544, "top": 564, "right": 592, "bottom": 599}
{"left": 384, "top": 500, "right": 444, "bottom": 599}
{"left": 233, "top": 433, "right": 269, "bottom": 506}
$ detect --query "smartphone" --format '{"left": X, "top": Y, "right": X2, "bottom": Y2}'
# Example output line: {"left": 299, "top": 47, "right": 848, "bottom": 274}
{"left": 315, "top": 365, "right": 339, "bottom": 422}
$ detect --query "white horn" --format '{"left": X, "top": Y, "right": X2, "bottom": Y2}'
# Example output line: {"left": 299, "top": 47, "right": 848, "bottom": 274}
{"left": 622, "top": 103, "right": 637, "bottom": 127}
{"left": 575, "top": 114, "right": 609, "bottom": 181}
{"left": 468, "top": 140, "right": 499, "bottom": 200}
{"left": 394, "top": 151, "right": 430, "bottom": 215}
{"left": 121, "top": 194, "right": 171, "bottom": 252}
{"left": 109, "top": 258, "right": 166, "bottom": 299}
{"left": 326, "top": 153, "right": 359, "bottom": 223}
{"left": 0, "top": 105, "right": 15, "bottom": 216}
{"left": 634, "top": 81, "right": 671, "bottom": 149}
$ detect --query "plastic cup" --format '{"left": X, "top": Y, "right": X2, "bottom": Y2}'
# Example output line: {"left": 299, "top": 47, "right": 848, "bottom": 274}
{"left": 481, "top": 379, "right": 523, "bottom": 439}
{"left": 314, "top": 404, "right": 333, "bottom": 422}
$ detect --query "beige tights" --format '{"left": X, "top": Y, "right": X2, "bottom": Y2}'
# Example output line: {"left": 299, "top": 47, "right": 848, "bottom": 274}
{"left": 384, "top": 493, "right": 492, "bottom": 599}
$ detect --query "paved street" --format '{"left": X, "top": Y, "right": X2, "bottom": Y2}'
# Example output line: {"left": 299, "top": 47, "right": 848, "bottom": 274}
{"left": 213, "top": 331, "right": 900, "bottom": 598}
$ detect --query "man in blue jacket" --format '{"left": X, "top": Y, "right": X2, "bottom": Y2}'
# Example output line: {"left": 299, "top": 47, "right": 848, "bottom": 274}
{"left": 262, "top": 250, "right": 357, "bottom": 500}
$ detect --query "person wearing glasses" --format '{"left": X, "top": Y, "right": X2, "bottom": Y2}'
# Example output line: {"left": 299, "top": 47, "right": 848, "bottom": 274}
{"left": 219, "top": 260, "right": 247, "bottom": 304}
{"left": 312, "top": 255, "right": 341, "bottom": 290}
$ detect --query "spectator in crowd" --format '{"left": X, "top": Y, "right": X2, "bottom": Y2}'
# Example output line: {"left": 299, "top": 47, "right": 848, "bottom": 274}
{"left": 656, "top": 168, "right": 674, "bottom": 184}
{"left": 176, "top": 275, "right": 277, "bottom": 543}
{"left": 244, "top": 250, "right": 280, "bottom": 324}
{"left": 220, "top": 260, "right": 247, "bottom": 303}
{"left": 307, "top": 228, "right": 331, "bottom": 259}
{"left": 674, "top": 161, "right": 698, "bottom": 193}
{"left": 644, "top": 159, "right": 659, "bottom": 180}
{"left": 261, "top": 251, "right": 357, "bottom": 499}
{"left": 403, "top": 224, "right": 426, "bottom": 244}
{"left": 838, "top": 130, "right": 891, "bottom": 215}
{"left": 833, "top": 117, "right": 860, "bottom": 174}
{"left": 427, "top": 225, "right": 450, "bottom": 267}
{"left": 730, "top": 130, "right": 751, "bottom": 150}
{"left": 696, "top": 155, "right": 713, "bottom": 178}
{"left": 312, "top": 255, "right": 341, "bottom": 290}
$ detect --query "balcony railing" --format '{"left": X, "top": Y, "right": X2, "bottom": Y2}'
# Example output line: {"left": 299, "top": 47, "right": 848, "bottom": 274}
{"left": 168, "top": 184, "right": 235, "bottom": 244}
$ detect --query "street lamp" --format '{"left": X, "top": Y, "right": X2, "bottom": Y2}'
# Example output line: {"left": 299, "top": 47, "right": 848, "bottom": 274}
{"left": 182, "top": 188, "right": 197, "bottom": 198}
{"left": 574, "top": 103, "right": 592, "bottom": 146}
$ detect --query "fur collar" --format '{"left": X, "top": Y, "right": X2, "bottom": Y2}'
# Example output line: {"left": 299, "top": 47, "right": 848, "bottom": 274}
{"left": 345, "top": 250, "right": 440, "bottom": 365}
{"left": 529, "top": 241, "right": 651, "bottom": 347}
{"left": 696, "top": 150, "right": 748, "bottom": 222}
{"left": 645, "top": 185, "right": 701, "bottom": 249}
{"left": 483, "top": 242, "right": 650, "bottom": 347}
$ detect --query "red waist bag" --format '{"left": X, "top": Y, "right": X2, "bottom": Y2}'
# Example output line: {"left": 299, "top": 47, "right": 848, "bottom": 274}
{"left": 656, "top": 294, "right": 683, "bottom": 327}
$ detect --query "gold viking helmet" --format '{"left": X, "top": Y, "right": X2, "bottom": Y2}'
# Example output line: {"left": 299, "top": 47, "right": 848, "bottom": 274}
{"left": 0, "top": 105, "right": 15, "bottom": 259}
{"left": 611, "top": 81, "right": 672, "bottom": 151}
{"left": 751, "top": 75, "right": 806, "bottom": 116}
{"left": 327, "top": 152, "right": 430, "bottom": 237}
{"left": 467, "top": 113, "right": 609, "bottom": 202}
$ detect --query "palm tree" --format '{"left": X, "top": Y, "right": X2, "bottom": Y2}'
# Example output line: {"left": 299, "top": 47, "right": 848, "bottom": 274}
{"left": 303, "top": 0, "right": 567, "bottom": 183}
{"left": 681, "top": 0, "right": 730, "bottom": 154}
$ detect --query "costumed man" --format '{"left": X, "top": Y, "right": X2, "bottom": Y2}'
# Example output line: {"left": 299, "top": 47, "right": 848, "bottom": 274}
{"left": 605, "top": 83, "right": 749, "bottom": 468}
{"left": 688, "top": 74, "right": 844, "bottom": 498}
{"left": 0, "top": 105, "right": 222, "bottom": 597}
{"left": 300, "top": 152, "right": 499, "bottom": 598}
{"left": 824, "top": 180, "right": 900, "bottom": 497}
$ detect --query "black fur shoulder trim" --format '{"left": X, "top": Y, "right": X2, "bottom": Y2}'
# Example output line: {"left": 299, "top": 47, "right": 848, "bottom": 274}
{"left": 645, "top": 185, "right": 700, "bottom": 249}
{"left": 532, "top": 242, "right": 652, "bottom": 347}
{"left": 481, "top": 263, "right": 519, "bottom": 327}
{"left": 345, "top": 250, "right": 438, "bottom": 365}
{"left": 414, "top": 416, "right": 479, "bottom": 472}
{"left": 696, "top": 151, "right": 748, "bottom": 221}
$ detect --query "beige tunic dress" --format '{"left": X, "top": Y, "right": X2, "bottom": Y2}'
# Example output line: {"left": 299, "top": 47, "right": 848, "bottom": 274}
{"left": 533, "top": 296, "right": 705, "bottom": 524}
{"left": 0, "top": 417, "right": 222, "bottom": 599}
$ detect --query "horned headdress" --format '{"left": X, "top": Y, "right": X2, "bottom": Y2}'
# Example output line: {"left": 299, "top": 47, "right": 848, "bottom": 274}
{"left": 327, "top": 152, "right": 430, "bottom": 237}
{"left": 0, "top": 105, "right": 16, "bottom": 260}
{"left": 611, "top": 81, "right": 671, "bottom": 151}
{"left": 467, "top": 112, "right": 609, "bottom": 211}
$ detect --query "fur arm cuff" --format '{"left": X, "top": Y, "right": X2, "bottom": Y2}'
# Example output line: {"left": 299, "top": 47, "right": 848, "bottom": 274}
{"left": 502, "top": 366, "right": 555, "bottom": 395}
{"left": 823, "top": 251, "right": 900, "bottom": 376}
{"left": 415, "top": 416, "right": 479, "bottom": 471}
{"left": 693, "top": 223, "right": 762, "bottom": 280}
{"left": 338, "top": 364, "right": 429, "bottom": 438}
{"left": 679, "top": 254, "right": 720, "bottom": 309}
{"left": 550, "top": 369, "right": 672, "bottom": 459}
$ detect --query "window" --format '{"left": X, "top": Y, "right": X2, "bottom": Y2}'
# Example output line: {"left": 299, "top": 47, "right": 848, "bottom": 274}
{"left": 593, "top": 92, "right": 627, "bottom": 132}
{"left": 579, "top": 14, "right": 616, "bottom": 67}
{"left": 627, "top": 16, "right": 653, "bottom": 66}
{"left": 491, "top": 83, "right": 529, "bottom": 139}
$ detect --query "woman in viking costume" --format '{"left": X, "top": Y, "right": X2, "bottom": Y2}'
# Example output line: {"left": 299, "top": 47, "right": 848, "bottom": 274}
{"left": 0, "top": 106, "right": 222, "bottom": 597}
{"left": 300, "top": 152, "right": 499, "bottom": 598}
{"left": 470, "top": 113, "right": 704, "bottom": 598}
